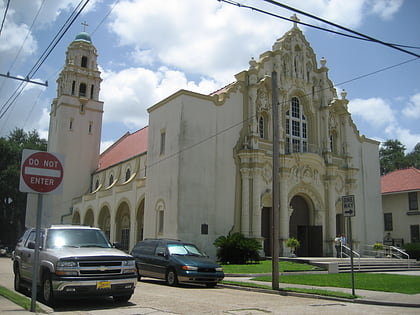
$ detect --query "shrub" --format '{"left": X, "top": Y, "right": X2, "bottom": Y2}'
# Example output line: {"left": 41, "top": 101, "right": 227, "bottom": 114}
{"left": 373, "top": 243, "right": 384, "bottom": 250}
{"left": 402, "top": 243, "right": 420, "bottom": 261}
{"left": 214, "top": 232, "right": 261, "bottom": 264}
{"left": 286, "top": 237, "right": 300, "bottom": 253}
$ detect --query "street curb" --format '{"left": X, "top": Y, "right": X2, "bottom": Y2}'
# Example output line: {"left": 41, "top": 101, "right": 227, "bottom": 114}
{"left": 219, "top": 282, "right": 420, "bottom": 309}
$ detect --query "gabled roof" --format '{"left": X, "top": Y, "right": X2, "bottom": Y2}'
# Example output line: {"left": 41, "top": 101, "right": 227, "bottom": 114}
{"left": 381, "top": 167, "right": 420, "bottom": 194}
{"left": 96, "top": 126, "right": 148, "bottom": 172}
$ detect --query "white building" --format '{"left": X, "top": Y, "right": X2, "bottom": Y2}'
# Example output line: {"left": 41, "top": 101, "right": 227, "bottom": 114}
{"left": 381, "top": 167, "right": 420, "bottom": 246}
{"left": 26, "top": 21, "right": 383, "bottom": 259}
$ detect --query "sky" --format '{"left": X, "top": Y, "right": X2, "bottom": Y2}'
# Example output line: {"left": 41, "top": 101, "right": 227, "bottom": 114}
{"left": 0, "top": 0, "right": 419, "bottom": 153}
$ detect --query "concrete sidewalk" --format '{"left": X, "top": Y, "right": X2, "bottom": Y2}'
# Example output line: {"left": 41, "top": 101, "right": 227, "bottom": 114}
{"left": 224, "top": 270, "right": 420, "bottom": 308}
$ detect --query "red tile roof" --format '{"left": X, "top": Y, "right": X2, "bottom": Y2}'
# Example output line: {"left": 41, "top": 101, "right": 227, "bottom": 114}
{"left": 381, "top": 167, "right": 420, "bottom": 194}
{"left": 96, "top": 126, "right": 148, "bottom": 172}
{"left": 209, "top": 82, "right": 235, "bottom": 96}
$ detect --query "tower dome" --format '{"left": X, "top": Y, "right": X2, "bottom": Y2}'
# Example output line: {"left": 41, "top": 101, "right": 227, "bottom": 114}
{"left": 74, "top": 31, "right": 92, "bottom": 43}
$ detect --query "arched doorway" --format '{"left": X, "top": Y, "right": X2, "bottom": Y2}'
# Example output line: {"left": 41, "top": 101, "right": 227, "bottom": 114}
{"left": 98, "top": 206, "right": 111, "bottom": 241}
{"left": 289, "top": 195, "right": 322, "bottom": 257}
{"left": 116, "top": 202, "right": 130, "bottom": 251}
{"left": 136, "top": 200, "right": 145, "bottom": 242}
{"left": 72, "top": 211, "right": 81, "bottom": 225}
{"left": 84, "top": 209, "right": 94, "bottom": 227}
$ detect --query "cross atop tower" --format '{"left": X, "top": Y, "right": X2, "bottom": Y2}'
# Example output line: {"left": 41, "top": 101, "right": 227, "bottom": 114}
{"left": 290, "top": 14, "right": 300, "bottom": 28}
{"left": 81, "top": 21, "right": 89, "bottom": 32}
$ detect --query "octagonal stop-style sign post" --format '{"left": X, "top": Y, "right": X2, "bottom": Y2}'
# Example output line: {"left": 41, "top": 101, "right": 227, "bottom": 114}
{"left": 19, "top": 149, "right": 64, "bottom": 311}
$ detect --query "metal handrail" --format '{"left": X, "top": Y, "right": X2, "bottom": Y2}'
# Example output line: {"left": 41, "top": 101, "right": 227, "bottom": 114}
{"left": 388, "top": 246, "right": 410, "bottom": 269}
{"left": 340, "top": 244, "right": 360, "bottom": 271}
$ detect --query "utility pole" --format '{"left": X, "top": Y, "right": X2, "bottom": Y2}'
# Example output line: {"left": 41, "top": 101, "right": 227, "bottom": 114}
{"left": 271, "top": 71, "right": 280, "bottom": 290}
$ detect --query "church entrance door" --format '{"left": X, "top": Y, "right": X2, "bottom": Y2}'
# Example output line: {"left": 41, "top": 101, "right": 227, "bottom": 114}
{"left": 261, "top": 207, "right": 272, "bottom": 257}
{"left": 290, "top": 195, "right": 323, "bottom": 257}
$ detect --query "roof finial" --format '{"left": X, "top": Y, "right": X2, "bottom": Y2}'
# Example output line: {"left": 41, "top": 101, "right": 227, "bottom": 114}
{"left": 291, "top": 14, "right": 300, "bottom": 28}
{"left": 81, "top": 21, "right": 89, "bottom": 32}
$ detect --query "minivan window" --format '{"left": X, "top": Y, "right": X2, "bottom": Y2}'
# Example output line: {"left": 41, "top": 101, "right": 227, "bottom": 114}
{"left": 155, "top": 243, "right": 167, "bottom": 255}
{"left": 168, "top": 244, "right": 205, "bottom": 256}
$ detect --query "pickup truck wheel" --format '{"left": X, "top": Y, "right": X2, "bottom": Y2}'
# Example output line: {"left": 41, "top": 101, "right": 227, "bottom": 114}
{"left": 41, "top": 273, "right": 55, "bottom": 307}
{"left": 14, "top": 268, "right": 23, "bottom": 293}
{"left": 166, "top": 269, "right": 178, "bottom": 286}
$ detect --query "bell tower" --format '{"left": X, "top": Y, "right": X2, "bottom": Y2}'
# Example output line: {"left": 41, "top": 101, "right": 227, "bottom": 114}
{"left": 33, "top": 31, "right": 104, "bottom": 227}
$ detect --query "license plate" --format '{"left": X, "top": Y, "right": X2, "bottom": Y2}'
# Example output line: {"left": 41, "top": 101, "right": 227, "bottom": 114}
{"left": 96, "top": 281, "right": 111, "bottom": 289}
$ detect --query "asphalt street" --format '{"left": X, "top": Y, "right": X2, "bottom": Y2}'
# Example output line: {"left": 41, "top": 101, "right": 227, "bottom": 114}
{"left": 1, "top": 257, "right": 419, "bottom": 314}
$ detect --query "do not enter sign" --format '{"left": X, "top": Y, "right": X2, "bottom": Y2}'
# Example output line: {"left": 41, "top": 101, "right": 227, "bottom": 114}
{"left": 20, "top": 149, "right": 64, "bottom": 194}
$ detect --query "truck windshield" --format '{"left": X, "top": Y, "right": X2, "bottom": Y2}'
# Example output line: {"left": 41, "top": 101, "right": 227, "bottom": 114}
{"left": 46, "top": 229, "right": 111, "bottom": 249}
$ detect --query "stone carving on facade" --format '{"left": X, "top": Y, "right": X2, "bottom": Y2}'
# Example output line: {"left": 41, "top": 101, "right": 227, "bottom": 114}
{"left": 256, "top": 86, "right": 270, "bottom": 112}
{"left": 335, "top": 175, "right": 344, "bottom": 194}
{"left": 262, "top": 163, "right": 272, "bottom": 184}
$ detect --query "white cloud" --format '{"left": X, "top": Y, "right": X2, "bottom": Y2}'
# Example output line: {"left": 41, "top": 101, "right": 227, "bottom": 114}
{"left": 348, "top": 97, "right": 396, "bottom": 128}
{"left": 100, "top": 66, "right": 220, "bottom": 129}
{"left": 349, "top": 96, "right": 420, "bottom": 152}
{"left": 368, "top": 0, "right": 403, "bottom": 20}
{"left": 402, "top": 92, "right": 420, "bottom": 119}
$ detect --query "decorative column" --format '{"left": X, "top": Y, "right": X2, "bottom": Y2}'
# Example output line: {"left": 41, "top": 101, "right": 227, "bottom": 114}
{"left": 279, "top": 165, "right": 289, "bottom": 255}
{"left": 240, "top": 168, "right": 251, "bottom": 236}
{"left": 326, "top": 179, "right": 337, "bottom": 256}
{"left": 252, "top": 169, "right": 262, "bottom": 238}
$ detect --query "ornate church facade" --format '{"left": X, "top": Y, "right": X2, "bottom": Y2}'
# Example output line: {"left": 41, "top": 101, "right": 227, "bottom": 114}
{"left": 26, "top": 21, "right": 383, "bottom": 258}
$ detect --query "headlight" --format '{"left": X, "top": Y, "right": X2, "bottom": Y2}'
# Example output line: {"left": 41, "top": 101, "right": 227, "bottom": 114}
{"left": 122, "top": 259, "right": 137, "bottom": 274}
{"left": 122, "top": 260, "right": 135, "bottom": 267}
{"left": 216, "top": 267, "right": 223, "bottom": 272}
{"left": 181, "top": 265, "right": 198, "bottom": 271}
{"left": 56, "top": 261, "right": 78, "bottom": 276}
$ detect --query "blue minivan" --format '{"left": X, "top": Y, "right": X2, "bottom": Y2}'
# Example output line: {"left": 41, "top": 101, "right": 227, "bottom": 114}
{"left": 131, "top": 239, "right": 224, "bottom": 287}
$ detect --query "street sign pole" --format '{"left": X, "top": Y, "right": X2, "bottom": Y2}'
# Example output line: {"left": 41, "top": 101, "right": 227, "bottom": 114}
{"left": 342, "top": 195, "right": 356, "bottom": 296}
{"left": 348, "top": 216, "right": 355, "bottom": 296}
{"left": 30, "top": 193, "right": 43, "bottom": 312}
{"left": 19, "top": 149, "right": 64, "bottom": 312}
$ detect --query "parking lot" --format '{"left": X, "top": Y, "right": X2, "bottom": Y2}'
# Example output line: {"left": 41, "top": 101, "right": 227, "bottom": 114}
{"left": 1, "top": 257, "right": 420, "bottom": 314}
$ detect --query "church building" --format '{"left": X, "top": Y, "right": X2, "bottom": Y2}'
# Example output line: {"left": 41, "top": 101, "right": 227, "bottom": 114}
{"left": 26, "top": 19, "right": 383, "bottom": 259}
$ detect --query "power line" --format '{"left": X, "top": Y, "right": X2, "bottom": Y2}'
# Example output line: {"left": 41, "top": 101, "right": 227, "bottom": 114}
{"left": 219, "top": 0, "right": 420, "bottom": 52}
{"left": 0, "top": 0, "right": 10, "bottom": 35}
{"left": 261, "top": 0, "right": 420, "bottom": 58}
{"left": 0, "top": 0, "right": 91, "bottom": 122}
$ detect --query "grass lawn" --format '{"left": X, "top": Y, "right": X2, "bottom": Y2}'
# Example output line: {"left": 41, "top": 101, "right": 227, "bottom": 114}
{"left": 253, "top": 273, "right": 420, "bottom": 295}
{"left": 221, "top": 260, "right": 323, "bottom": 274}
{"left": 221, "top": 260, "right": 420, "bottom": 295}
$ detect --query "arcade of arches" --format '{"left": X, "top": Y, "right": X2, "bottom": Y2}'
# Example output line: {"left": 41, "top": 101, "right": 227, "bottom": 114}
{"left": 72, "top": 199, "right": 145, "bottom": 252}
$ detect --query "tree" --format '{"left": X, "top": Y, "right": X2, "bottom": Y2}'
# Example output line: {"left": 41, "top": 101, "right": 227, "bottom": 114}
{"left": 379, "top": 140, "right": 420, "bottom": 175}
{"left": 379, "top": 139, "right": 408, "bottom": 175}
{"left": 405, "top": 143, "right": 420, "bottom": 170}
{"left": 0, "top": 128, "right": 47, "bottom": 249}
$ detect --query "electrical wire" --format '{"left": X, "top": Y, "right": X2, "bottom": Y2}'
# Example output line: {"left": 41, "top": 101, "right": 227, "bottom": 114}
{"left": 261, "top": 0, "right": 420, "bottom": 58}
{"left": 218, "top": 0, "right": 420, "bottom": 53}
{"left": 0, "top": 0, "right": 91, "bottom": 123}
{"left": 0, "top": 0, "right": 10, "bottom": 36}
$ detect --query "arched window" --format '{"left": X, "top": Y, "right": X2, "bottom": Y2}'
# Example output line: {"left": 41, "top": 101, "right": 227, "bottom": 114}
{"left": 258, "top": 116, "right": 265, "bottom": 139}
{"left": 81, "top": 56, "right": 88, "bottom": 68}
{"left": 286, "top": 97, "right": 308, "bottom": 153}
{"left": 71, "top": 81, "right": 76, "bottom": 95}
{"left": 109, "top": 174, "right": 114, "bottom": 187}
{"left": 95, "top": 179, "right": 99, "bottom": 190}
{"left": 90, "top": 85, "right": 94, "bottom": 99}
{"left": 125, "top": 168, "right": 131, "bottom": 181}
{"left": 79, "top": 83, "right": 87, "bottom": 97}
